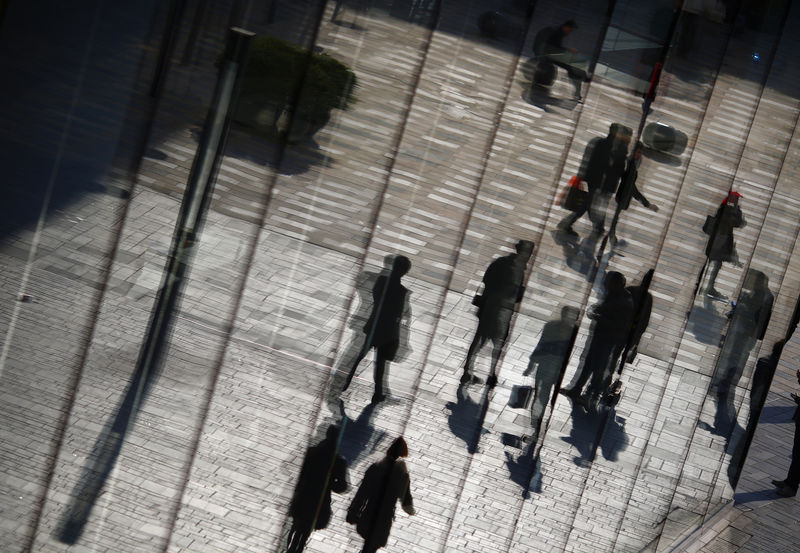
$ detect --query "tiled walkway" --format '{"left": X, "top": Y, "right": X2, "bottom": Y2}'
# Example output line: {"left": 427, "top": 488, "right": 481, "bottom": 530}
{"left": 1, "top": 1, "right": 800, "bottom": 553}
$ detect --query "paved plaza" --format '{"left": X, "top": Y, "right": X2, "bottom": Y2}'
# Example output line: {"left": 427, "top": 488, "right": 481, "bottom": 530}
{"left": 1, "top": 1, "right": 800, "bottom": 552}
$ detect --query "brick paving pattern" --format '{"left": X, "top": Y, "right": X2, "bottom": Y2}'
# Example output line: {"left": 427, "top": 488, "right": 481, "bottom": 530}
{"left": 1, "top": 1, "right": 800, "bottom": 553}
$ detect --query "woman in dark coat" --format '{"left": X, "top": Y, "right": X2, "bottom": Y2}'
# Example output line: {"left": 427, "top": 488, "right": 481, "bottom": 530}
{"left": 705, "top": 191, "right": 746, "bottom": 298}
{"left": 347, "top": 437, "right": 415, "bottom": 553}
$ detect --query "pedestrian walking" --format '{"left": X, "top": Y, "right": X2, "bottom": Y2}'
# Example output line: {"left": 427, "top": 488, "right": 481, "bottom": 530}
{"left": 619, "top": 269, "right": 655, "bottom": 367}
{"left": 343, "top": 255, "right": 412, "bottom": 403}
{"left": 524, "top": 306, "right": 579, "bottom": 438}
{"left": 560, "top": 271, "right": 633, "bottom": 409}
{"left": 712, "top": 269, "right": 773, "bottom": 434}
{"left": 533, "top": 20, "right": 591, "bottom": 100}
{"left": 609, "top": 142, "right": 659, "bottom": 249}
{"left": 703, "top": 191, "right": 746, "bottom": 299}
{"left": 462, "top": 240, "right": 535, "bottom": 388}
{"left": 558, "top": 124, "right": 630, "bottom": 237}
{"left": 347, "top": 437, "right": 416, "bottom": 553}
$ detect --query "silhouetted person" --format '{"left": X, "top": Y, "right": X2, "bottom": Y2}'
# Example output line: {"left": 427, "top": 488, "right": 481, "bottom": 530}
{"left": 534, "top": 20, "right": 590, "bottom": 100}
{"left": 560, "top": 271, "right": 633, "bottom": 409}
{"left": 347, "top": 437, "right": 416, "bottom": 553}
{"left": 620, "top": 269, "right": 655, "bottom": 367}
{"left": 344, "top": 255, "right": 412, "bottom": 403}
{"left": 712, "top": 269, "right": 773, "bottom": 435}
{"left": 462, "top": 240, "right": 535, "bottom": 388}
{"left": 287, "top": 426, "right": 349, "bottom": 553}
{"left": 772, "top": 368, "right": 800, "bottom": 497}
{"left": 609, "top": 142, "right": 659, "bottom": 249}
{"left": 704, "top": 191, "right": 746, "bottom": 299}
{"left": 524, "top": 306, "right": 579, "bottom": 438}
{"left": 558, "top": 124, "right": 630, "bottom": 236}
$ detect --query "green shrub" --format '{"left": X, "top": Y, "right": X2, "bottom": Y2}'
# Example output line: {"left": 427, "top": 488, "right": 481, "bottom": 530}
{"left": 239, "top": 36, "right": 357, "bottom": 123}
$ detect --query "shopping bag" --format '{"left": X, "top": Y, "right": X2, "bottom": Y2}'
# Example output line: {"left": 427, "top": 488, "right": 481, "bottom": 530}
{"left": 560, "top": 176, "right": 588, "bottom": 212}
{"left": 508, "top": 385, "right": 533, "bottom": 409}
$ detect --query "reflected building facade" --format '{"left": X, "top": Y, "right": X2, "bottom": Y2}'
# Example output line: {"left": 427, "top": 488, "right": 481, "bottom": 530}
{"left": 1, "top": 0, "right": 799, "bottom": 552}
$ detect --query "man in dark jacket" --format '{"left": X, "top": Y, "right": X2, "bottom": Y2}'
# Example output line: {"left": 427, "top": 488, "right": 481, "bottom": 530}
{"left": 558, "top": 124, "right": 631, "bottom": 236}
{"left": 620, "top": 269, "right": 654, "bottom": 367}
{"left": 462, "top": 240, "right": 535, "bottom": 388}
{"left": 560, "top": 271, "right": 634, "bottom": 408}
{"left": 535, "top": 20, "right": 590, "bottom": 99}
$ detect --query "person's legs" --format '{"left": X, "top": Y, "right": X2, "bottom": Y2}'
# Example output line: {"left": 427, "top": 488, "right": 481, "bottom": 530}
{"left": 343, "top": 344, "right": 368, "bottom": 391}
{"left": 462, "top": 332, "right": 487, "bottom": 383}
{"left": 781, "top": 424, "right": 800, "bottom": 492}
{"left": 486, "top": 337, "right": 507, "bottom": 388}
{"left": 706, "top": 260, "right": 723, "bottom": 295}
{"left": 558, "top": 189, "right": 593, "bottom": 232}
{"left": 286, "top": 523, "right": 309, "bottom": 553}
{"left": 373, "top": 351, "right": 388, "bottom": 402}
{"left": 589, "top": 192, "right": 611, "bottom": 233}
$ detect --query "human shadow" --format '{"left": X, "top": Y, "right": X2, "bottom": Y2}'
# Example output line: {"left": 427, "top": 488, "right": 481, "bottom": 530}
{"left": 337, "top": 401, "right": 387, "bottom": 469}
{"left": 55, "top": 345, "right": 163, "bottom": 544}
{"left": 733, "top": 488, "right": 780, "bottom": 505}
{"left": 686, "top": 296, "right": 728, "bottom": 345}
{"left": 335, "top": 255, "right": 413, "bottom": 404}
{"left": 524, "top": 85, "right": 580, "bottom": 112}
{"left": 552, "top": 229, "right": 600, "bottom": 279}
{"left": 284, "top": 424, "right": 349, "bottom": 553}
{"left": 706, "top": 271, "right": 774, "bottom": 439}
{"left": 444, "top": 386, "right": 484, "bottom": 454}
{"left": 504, "top": 444, "right": 542, "bottom": 498}
{"left": 561, "top": 399, "right": 628, "bottom": 467}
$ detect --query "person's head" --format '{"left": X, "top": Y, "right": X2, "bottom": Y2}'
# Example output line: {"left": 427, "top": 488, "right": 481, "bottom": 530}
{"left": 744, "top": 268, "right": 768, "bottom": 291}
{"left": 604, "top": 271, "right": 626, "bottom": 294}
{"left": 325, "top": 425, "right": 341, "bottom": 441}
{"left": 771, "top": 339, "right": 785, "bottom": 358}
{"left": 391, "top": 255, "right": 411, "bottom": 277}
{"left": 515, "top": 239, "right": 535, "bottom": 259}
{"left": 561, "top": 20, "right": 578, "bottom": 34}
{"left": 723, "top": 190, "right": 742, "bottom": 206}
{"left": 387, "top": 436, "right": 409, "bottom": 459}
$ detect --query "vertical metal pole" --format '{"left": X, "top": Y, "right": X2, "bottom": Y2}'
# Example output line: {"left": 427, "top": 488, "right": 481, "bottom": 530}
{"left": 134, "top": 26, "right": 254, "bottom": 408}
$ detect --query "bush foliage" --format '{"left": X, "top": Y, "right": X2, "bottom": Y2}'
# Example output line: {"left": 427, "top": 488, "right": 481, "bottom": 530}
{"left": 241, "top": 36, "right": 357, "bottom": 121}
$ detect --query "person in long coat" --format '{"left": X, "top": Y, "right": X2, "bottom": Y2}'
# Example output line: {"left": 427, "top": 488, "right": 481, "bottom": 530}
{"left": 347, "top": 437, "right": 415, "bottom": 553}
{"left": 343, "top": 255, "right": 412, "bottom": 403}
{"left": 704, "top": 191, "right": 746, "bottom": 298}
{"left": 287, "top": 425, "right": 349, "bottom": 553}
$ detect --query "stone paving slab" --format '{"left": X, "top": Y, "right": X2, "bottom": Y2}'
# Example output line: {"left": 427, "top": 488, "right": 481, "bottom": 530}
{"left": 3, "top": 1, "right": 800, "bottom": 553}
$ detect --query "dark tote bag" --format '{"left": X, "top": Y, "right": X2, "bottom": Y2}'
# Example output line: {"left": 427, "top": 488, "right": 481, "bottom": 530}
{"left": 560, "top": 176, "right": 588, "bottom": 212}
{"left": 508, "top": 385, "right": 533, "bottom": 409}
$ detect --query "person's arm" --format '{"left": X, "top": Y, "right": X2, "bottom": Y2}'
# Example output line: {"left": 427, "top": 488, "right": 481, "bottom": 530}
{"left": 632, "top": 183, "right": 658, "bottom": 211}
